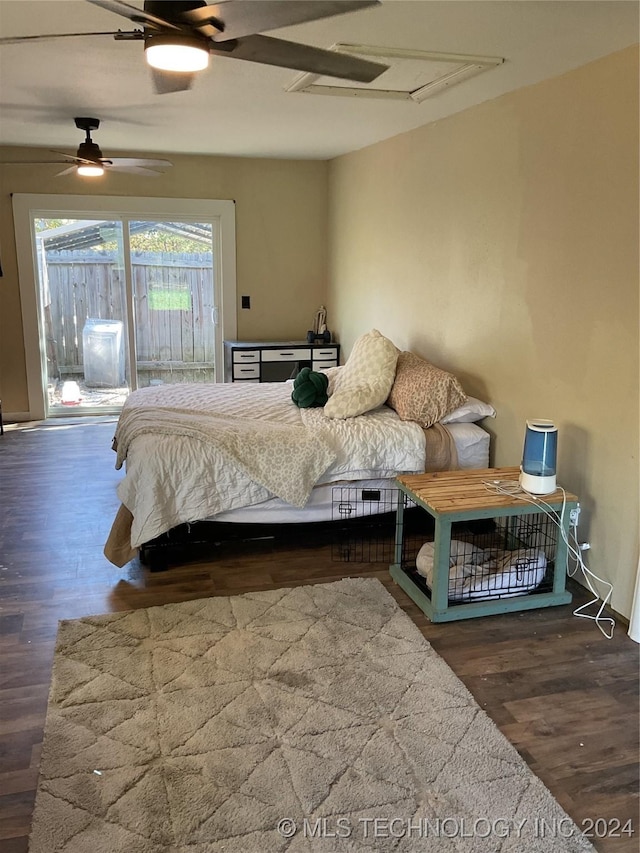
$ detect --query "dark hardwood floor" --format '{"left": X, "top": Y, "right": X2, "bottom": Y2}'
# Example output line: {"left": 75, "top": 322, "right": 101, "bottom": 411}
{"left": 0, "top": 418, "right": 638, "bottom": 852}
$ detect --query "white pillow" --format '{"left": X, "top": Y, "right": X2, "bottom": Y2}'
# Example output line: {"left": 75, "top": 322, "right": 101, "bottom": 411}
{"left": 440, "top": 396, "right": 496, "bottom": 424}
{"left": 323, "top": 330, "right": 398, "bottom": 419}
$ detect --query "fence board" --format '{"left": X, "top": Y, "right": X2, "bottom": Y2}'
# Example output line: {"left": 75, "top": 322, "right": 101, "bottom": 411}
{"left": 134, "top": 263, "right": 152, "bottom": 362}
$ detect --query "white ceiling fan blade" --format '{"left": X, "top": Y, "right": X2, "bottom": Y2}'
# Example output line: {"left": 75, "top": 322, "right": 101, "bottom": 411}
{"left": 109, "top": 158, "right": 173, "bottom": 169}
{"left": 55, "top": 166, "right": 79, "bottom": 176}
{"left": 107, "top": 164, "right": 165, "bottom": 176}
{"left": 183, "top": 1, "right": 380, "bottom": 43}
{"left": 49, "top": 150, "right": 82, "bottom": 161}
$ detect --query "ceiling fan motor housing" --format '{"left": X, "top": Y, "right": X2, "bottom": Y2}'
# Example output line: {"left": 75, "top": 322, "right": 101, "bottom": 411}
{"left": 74, "top": 117, "right": 103, "bottom": 162}
{"left": 77, "top": 139, "right": 103, "bottom": 163}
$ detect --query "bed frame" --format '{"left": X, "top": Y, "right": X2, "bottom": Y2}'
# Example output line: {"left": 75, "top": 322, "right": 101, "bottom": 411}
{"left": 138, "top": 492, "right": 495, "bottom": 572}
{"left": 138, "top": 511, "right": 414, "bottom": 572}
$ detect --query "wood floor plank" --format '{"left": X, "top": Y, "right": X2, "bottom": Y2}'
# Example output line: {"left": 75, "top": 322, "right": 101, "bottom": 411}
{"left": 0, "top": 418, "right": 638, "bottom": 852}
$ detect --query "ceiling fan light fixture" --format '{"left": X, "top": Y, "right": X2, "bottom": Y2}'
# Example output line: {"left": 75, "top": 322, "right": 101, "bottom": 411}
{"left": 145, "top": 33, "right": 210, "bottom": 73}
{"left": 77, "top": 163, "right": 105, "bottom": 177}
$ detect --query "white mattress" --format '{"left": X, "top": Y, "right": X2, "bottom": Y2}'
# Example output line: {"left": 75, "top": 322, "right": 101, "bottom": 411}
{"left": 212, "top": 422, "right": 490, "bottom": 524}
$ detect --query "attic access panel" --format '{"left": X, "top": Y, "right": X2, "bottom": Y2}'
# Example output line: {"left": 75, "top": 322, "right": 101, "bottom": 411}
{"left": 287, "top": 44, "right": 504, "bottom": 101}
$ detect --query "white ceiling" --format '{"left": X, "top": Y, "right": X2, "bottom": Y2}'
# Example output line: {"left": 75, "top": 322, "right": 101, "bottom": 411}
{"left": 0, "top": 1, "right": 638, "bottom": 161}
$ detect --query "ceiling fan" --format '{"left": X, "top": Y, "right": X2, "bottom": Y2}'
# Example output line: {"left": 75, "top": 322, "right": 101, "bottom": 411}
{"left": 0, "top": 117, "right": 173, "bottom": 177}
{"left": 0, "top": 1, "right": 389, "bottom": 94}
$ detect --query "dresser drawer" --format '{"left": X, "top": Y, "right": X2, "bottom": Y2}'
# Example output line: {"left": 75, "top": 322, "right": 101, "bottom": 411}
{"left": 232, "top": 349, "right": 260, "bottom": 363}
{"left": 314, "top": 359, "right": 338, "bottom": 371}
{"left": 233, "top": 363, "right": 260, "bottom": 380}
{"left": 262, "top": 348, "right": 311, "bottom": 362}
{"left": 312, "top": 348, "right": 338, "bottom": 362}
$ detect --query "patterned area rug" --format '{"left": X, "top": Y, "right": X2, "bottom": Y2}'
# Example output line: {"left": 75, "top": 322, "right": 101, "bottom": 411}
{"left": 30, "top": 578, "right": 595, "bottom": 852}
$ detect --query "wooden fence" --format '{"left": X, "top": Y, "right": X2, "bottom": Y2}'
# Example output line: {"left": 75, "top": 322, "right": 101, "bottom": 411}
{"left": 43, "top": 250, "right": 215, "bottom": 384}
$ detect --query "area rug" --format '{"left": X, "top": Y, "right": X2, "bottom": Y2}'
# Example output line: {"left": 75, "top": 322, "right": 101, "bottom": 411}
{"left": 30, "top": 578, "right": 595, "bottom": 852}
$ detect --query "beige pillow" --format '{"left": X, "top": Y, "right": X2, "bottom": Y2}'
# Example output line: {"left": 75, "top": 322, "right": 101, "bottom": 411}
{"left": 387, "top": 351, "right": 467, "bottom": 428}
{"left": 323, "top": 329, "right": 399, "bottom": 419}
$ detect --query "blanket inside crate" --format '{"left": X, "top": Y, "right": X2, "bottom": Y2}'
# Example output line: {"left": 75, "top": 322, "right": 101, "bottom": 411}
{"left": 415, "top": 539, "right": 547, "bottom": 600}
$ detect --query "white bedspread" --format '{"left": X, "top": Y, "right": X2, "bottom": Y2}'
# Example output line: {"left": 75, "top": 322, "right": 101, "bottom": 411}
{"left": 114, "top": 382, "right": 426, "bottom": 548}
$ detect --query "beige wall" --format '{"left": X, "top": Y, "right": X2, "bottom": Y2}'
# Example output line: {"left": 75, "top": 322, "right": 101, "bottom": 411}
{"left": 328, "top": 46, "right": 639, "bottom": 619}
{"left": 0, "top": 153, "right": 328, "bottom": 413}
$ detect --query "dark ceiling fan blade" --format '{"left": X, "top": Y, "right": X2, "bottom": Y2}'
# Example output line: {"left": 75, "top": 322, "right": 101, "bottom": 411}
{"left": 150, "top": 67, "right": 196, "bottom": 94}
{"left": 211, "top": 34, "right": 388, "bottom": 83}
{"left": 85, "top": 0, "right": 182, "bottom": 31}
{"left": 0, "top": 31, "right": 137, "bottom": 45}
{"left": 182, "top": 1, "right": 380, "bottom": 42}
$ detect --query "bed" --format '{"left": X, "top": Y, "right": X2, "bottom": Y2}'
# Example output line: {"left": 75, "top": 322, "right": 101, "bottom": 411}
{"left": 104, "top": 332, "right": 494, "bottom": 568}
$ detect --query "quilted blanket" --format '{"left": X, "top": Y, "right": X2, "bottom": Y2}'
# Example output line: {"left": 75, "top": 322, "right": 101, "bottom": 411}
{"left": 113, "top": 408, "right": 336, "bottom": 509}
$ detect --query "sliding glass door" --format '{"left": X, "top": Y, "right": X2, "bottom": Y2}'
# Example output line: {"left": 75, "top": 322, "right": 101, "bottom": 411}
{"left": 13, "top": 195, "right": 236, "bottom": 420}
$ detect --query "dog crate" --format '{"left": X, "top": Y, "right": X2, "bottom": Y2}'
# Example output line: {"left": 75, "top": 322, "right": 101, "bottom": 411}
{"left": 330, "top": 485, "right": 425, "bottom": 563}
{"left": 390, "top": 469, "right": 577, "bottom": 622}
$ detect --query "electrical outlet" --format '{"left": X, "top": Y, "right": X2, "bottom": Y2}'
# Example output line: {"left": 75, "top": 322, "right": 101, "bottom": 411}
{"left": 569, "top": 507, "right": 581, "bottom": 526}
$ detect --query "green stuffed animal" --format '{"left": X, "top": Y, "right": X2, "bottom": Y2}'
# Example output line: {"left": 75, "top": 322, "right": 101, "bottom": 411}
{"left": 291, "top": 367, "right": 329, "bottom": 408}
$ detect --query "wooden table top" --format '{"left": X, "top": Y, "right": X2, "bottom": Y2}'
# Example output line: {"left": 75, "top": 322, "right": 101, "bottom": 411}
{"left": 396, "top": 467, "right": 578, "bottom": 515}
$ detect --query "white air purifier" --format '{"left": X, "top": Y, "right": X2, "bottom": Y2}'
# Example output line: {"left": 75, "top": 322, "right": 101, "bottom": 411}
{"left": 520, "top": 419, "right": 558, "bottom": 494}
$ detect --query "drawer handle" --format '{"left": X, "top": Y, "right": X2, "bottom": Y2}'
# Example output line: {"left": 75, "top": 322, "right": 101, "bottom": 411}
{"left": 278, "top": 352, "right": 295, "bottom": 357}
{"left": 238, "top": 354, "right": 255, "bottom": 359}
{"left": 239, "top": 368, "right": 255, "bottom": 373}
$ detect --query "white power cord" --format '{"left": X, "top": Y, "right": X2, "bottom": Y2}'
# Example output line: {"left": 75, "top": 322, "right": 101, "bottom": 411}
{"left": 482, "top": 479, "right": 615, "bottom": 638}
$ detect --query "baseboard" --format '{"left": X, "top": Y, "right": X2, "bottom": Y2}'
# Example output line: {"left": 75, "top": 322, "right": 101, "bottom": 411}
{"left": 3, "top": 411, "right": 32, "bottom": 423}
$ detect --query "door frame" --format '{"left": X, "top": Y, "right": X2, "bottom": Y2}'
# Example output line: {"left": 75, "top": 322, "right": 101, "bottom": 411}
{"left": 13, "top": 194, "right": 236, "bottom": 420}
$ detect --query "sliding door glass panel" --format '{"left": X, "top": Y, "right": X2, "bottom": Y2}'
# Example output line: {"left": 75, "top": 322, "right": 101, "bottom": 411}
{"left": 35, "top": 218, "right": 130, "bottom": 414}
{"left": 130, "top": 221, "right": 215, "bottom": 388}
